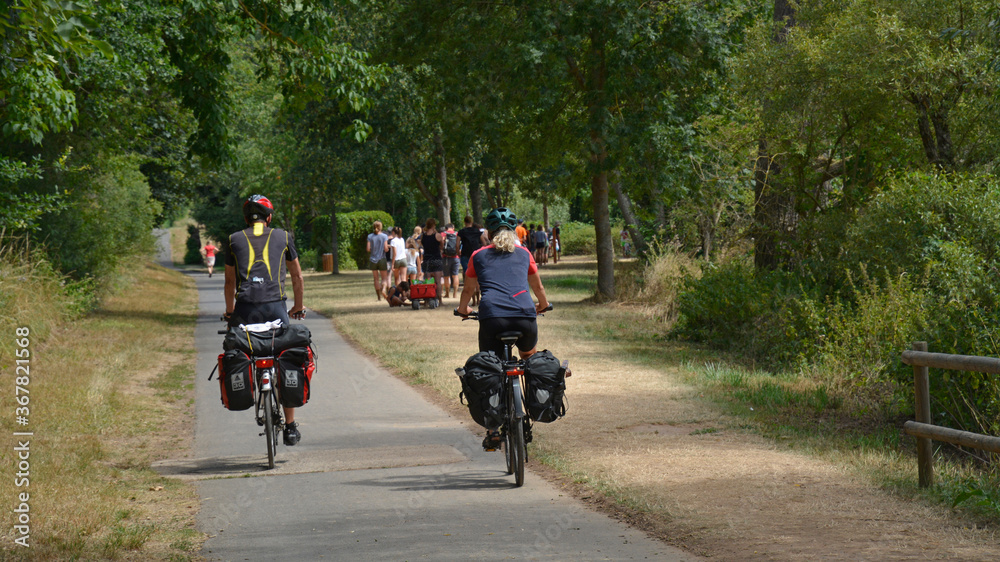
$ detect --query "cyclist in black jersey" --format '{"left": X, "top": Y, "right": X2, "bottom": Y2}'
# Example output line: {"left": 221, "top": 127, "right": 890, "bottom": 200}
{"left": 224, "top": 194, "right": 306, "bottom": 445}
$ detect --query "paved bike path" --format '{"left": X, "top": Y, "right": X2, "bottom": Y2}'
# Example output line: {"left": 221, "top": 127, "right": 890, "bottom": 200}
{"left": 162, "top": 269, "right": 697, "bottom": 561}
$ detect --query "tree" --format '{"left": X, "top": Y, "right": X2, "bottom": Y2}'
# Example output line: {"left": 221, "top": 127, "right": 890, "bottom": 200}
{"left": 735, "top": 0, "right": 1000, "bottom": 274}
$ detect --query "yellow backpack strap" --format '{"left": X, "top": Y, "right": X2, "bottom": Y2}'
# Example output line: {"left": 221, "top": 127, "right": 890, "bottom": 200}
{"left": 242, "top": 328, "right": 253, "bottom": 354}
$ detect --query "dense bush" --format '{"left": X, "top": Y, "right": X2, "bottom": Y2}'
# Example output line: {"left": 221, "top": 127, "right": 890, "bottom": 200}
{"left": 673, "top": 260, "right": 823, "bottom": 366}
{"left": 38, "top": 155, "right": 160, "bottom": 292}
{"left": 184, "top": 224, "right": 203, "bottom": 265}
{"left": 297, "top": 248, "right": 319, "bottom": 272}
{"left": 311, "top": 211, "right": 394, "bottom": 270}
{"left": 674, "top": 172, "right": 1000, "bottom": 435}
{"left": 558, "top": 221, "right": 596, "bottom": 255}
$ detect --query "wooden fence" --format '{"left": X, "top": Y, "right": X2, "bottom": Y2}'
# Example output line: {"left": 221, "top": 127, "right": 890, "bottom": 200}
{"left": 900, "top": 342, "right": 1000, "bottom": 488}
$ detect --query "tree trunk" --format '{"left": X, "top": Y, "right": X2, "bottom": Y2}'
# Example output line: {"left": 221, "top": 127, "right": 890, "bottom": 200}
{"left": 753, "top": 142, "right": 776, "bottom": 270}
{"left": 330, "top": 204, "right": 340, "bottom": 275}
{"left": 611, "top": 172, "right": 647, "bottom": 258}
{"left": 491, "top": 171, "right": 503, "bottom": 208}
{"left": 542, "top": 201, "right": 549, "bottom": 230}
{"left": 469, "top": 167, "right": 484, "bottom": 224}
{"left": 434, "top": 131, "right": 452, "bottom": 225}
{"left": 774, "top": 0, "right": 795, "bottom": 34}
{"left": 753, "top": 0, "right": 798, "bottom": 272}
{"left": 592, "top": 164, "right": 615, "bottom": 300}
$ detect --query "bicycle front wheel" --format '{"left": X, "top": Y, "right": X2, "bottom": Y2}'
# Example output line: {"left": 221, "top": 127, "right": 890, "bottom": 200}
{"left": 510, "top": 414, "right": 525, "bottom": 487}
{"left": 263, "top": 389, "right": 276, "bottom": 469}
{"left": 508, "top": 379, "right": 526, "bottom": 486}
{"left": 503, "top": 381, "right": 515, "bottom": 475}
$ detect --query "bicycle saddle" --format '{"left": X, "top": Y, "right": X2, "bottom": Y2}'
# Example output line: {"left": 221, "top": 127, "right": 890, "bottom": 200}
{"left": 497, "top": 331, "right": 522, "bottom": 343}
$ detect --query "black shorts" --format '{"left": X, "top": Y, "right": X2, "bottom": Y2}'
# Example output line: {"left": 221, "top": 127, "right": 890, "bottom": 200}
{"left": 230, "top": 300, "right": 290, "bottom": 328}
{"left": 478, "top": 316, "right": 537, "bottom": 358}
{"left": 423, "top": 258, "right": 443, "bottom": 274}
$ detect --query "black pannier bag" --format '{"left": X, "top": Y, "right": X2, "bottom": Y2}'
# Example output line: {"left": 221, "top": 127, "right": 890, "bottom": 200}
{"left": 218, "top": 349, "right": 255, "bottom": 411}
{"left": 223, "top": 323, "right": 312, "bottom": 356}
{"left": 276, "top": 346, "right": 315, "bottom": 408}
{"left": 460, "top": 351, "right": 505, "bottom": 429}
{"left": 523, "top": 350, "right": 567, "bottom": 423}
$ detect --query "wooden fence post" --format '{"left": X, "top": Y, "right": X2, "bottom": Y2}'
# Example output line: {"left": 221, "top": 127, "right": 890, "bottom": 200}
{"left": 912, "top": 341, "right": 933, "bottom": 488}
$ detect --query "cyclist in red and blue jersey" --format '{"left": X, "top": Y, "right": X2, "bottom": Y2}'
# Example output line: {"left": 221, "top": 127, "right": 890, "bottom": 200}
{"left": 457, "top": 207, "right": 550, "bottom": 450}
{"left": 457, "top": 208, "right": 551, "bottom": 359}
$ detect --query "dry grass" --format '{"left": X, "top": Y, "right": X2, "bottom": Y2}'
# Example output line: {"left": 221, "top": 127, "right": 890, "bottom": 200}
{"left": 0, "top": 263, "right": 203, "bottom": 561}
{"left": 614, "top": 246, "right": 701, "bottom": 325}
{"left": 307, "top": 255, "right": 1000, "bottom": 560}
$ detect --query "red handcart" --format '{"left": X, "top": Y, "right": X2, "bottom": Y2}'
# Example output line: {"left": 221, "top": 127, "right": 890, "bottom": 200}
{"left": 410, "top": 281, "right": 438, "bottom": 310}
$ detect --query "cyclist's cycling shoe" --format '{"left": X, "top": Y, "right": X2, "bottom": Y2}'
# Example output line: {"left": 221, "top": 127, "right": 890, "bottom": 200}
{"left": 283, "top": 421, "right": 301, "bottom": 446}
{"left": 482, "top": 430, "right": 502, "bottom": 452}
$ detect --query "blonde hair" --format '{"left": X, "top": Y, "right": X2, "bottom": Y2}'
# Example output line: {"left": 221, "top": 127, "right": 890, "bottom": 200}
{"left": 373, "top": 220, "right": 383, "bottom": 232}
{"left": 491, "top": 229, "right": 518, "bottom": 253}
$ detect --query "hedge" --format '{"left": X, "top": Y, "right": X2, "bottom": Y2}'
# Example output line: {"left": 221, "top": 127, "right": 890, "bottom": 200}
{"left": 310, "top": 211, "right": 395, "bottom": 270}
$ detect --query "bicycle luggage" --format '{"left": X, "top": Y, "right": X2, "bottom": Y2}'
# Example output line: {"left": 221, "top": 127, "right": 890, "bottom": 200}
{"left": 276, "top": 346, "right": 315, "bottom": 408}
{"left": 223, "top": 323, "right": 312, "bottom": 355}
{"left": 218, "top": 349, "right": 255, "bottom": 411}
{"left": 523, "top": 350, "right": 567, "bottom": 423}
{"left": 460, "top": 351, "right": 505, "bottom": 429}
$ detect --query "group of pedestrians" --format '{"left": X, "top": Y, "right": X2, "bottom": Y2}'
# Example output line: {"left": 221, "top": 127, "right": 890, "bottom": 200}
{"left": 368, "top": 215, "right": 490, "bottom": 308}
{"left": 514, "top": 219, "right": 560, "bottom": 265}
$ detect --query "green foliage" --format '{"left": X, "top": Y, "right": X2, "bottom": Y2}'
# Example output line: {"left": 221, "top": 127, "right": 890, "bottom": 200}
{"left": 183, "top": 225, "right": 203, "bottom": 266}
{"left": 38, "top": 154, "right": 160, "bottom": 288}
{"left": 673, "top": 260, "right": 824, "bottom": 366}
{"left": 297, "top": 248, "right": 319, "bottom": 272}
{"left": 558, "top": 221, "right": 597, "bottom": 256}
{"left": 944, "top": 476, "right": 1000, "bottom": 518}
{"left": 311, "top": 211, "right": 394, "bottom": 270}
{"left": 678, "top": 172, "right": 1000, "bottom": 437}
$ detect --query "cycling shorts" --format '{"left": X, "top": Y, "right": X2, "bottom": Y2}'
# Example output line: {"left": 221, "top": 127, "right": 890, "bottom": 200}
{"left": 478, "top": 316, "right": 538, "bottom": 358}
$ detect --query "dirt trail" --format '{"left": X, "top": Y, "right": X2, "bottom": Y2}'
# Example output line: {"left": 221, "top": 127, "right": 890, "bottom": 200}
{"left": 310, "top": 258, "right": 1000, "bottom": 561}
{"left": 535, "top": 303, "right": 999, "bottom": 560}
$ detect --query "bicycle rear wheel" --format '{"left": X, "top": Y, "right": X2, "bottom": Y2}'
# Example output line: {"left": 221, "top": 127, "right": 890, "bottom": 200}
{"left": 263, "top": 389, "right": 276, "bottom": 469}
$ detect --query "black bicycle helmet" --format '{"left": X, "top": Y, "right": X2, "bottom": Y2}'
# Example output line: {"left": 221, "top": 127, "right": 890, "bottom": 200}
{"left": 243, "top": 194, "right": 274, "bottom": 224}
{"left": 485, "top": 207, "right": 517, "bottom": 232}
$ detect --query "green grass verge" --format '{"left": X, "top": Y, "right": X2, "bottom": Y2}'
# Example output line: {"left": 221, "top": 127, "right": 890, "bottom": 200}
{"left": 0, "top": 263, "right": 204, "bottom": 560}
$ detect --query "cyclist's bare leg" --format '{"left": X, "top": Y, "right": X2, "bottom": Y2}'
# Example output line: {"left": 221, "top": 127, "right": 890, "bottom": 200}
{"left": 284, "top": 407, "right": 294, "bottom": 424}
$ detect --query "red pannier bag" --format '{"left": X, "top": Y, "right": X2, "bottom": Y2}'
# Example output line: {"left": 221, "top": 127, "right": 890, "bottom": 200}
{"left": 277, "top": 346, "right": 315, "bottom": 408}
{"left": 218, "top": 349, "right": 255, "bottom": 411}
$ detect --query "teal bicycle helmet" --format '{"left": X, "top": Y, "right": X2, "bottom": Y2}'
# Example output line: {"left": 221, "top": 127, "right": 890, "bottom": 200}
{"left": 485, "top": 207, "right": 517, "bottom": 232}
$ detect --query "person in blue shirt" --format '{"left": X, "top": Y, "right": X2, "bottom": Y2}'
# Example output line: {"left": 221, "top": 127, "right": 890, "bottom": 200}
{"left": 457, "top": 207, "right": 551, "bottom": 450}
{"left": 457, "top": 207, "right": 551, "bottom": 358}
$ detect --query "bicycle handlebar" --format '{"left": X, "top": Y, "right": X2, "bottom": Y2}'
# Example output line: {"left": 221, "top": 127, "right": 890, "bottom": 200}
{"left": 454, "top": 304, "right": 552, "bottom": 320}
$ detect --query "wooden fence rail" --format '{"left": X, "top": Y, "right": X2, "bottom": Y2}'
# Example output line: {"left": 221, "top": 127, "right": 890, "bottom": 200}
{"left": 900, "top": 342, "right": 1000, "bottom": 488}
